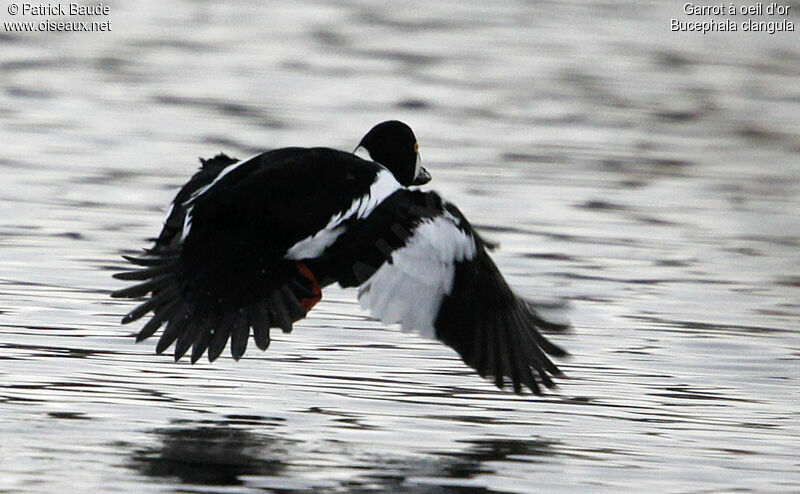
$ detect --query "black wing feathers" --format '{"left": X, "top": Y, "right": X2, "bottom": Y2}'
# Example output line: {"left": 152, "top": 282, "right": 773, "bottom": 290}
{"left": 435, "top": 245, "right": 567, "bottom": 395}
{"left": 155, "top": 153, "right": 239, "bottom": 250}
{"left": 316, "top": 190, "right": 568, "bottom": 395}
{"left": 114, "top": 148, "right": 384, "bottom": 362}
{"left": 113, "top": 247, "right": 311, "bottom": 362}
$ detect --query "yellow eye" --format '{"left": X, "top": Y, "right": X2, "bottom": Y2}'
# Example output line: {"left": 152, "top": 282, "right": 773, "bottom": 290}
{"left": 414, "top": 142, "right": 419, "bottom": 153}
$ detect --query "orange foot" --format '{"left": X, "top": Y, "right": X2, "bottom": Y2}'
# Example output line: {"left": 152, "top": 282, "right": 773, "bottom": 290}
{"left": 294, "top": 262, "right": 322, "bottom": 320}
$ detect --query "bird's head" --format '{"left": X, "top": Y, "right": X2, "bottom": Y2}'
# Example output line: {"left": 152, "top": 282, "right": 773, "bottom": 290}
{"left": 355, "top": 120, "right": 430, "bottom": 187}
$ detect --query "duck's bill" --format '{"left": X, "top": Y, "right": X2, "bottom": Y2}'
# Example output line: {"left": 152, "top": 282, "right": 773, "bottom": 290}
{"left": 412, "top": 166, "right": 431, "bottom": 185}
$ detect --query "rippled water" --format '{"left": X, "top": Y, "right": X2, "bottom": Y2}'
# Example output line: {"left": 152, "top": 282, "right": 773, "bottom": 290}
{"left": 1, "top": 1, "right": 799, "bottom": 492}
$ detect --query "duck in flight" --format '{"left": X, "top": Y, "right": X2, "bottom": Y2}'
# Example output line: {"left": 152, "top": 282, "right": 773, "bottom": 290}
{"left": 112, "top": 121, "right": 568, "bottom": 394}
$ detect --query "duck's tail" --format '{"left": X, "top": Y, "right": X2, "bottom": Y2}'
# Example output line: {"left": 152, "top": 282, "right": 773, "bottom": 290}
{"left": 112, "top": 250, "right": 320, "bottom": 362}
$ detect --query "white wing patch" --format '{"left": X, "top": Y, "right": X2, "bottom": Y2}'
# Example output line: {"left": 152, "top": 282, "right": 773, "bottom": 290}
{"left": 284, "top": 225, "right": 346, "bottom": 260}
{"left": 357, "top": 212, "right": 477, "bottom": 339}
{"left": 284, "top": 169, "right": 401, "bottom": 260}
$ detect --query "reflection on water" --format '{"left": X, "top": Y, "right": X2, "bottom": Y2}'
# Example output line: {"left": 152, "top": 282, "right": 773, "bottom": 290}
{"left": 128, "top": 421, "right": 560, "bottom": 493}
{"left": 1, "top": 0, "right": 799, "bottom": 492}
{"left": 130, "top": 425, "right": 288, "bottom": 485}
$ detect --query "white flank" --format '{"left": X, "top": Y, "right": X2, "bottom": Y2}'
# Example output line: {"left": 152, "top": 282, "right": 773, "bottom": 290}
{"left": 357, "top": 212, "right": 477, "bottom": 339}
{"left": 184, "top": 153, "right": 259, "bottom": 206}
{"left": 284, "top": 169, "right": 401, "bottom": 260}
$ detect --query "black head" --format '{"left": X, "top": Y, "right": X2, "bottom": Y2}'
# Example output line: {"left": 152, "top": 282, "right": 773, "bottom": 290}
{"left": 356, "top": 120, "right": 431, "bottom": 187}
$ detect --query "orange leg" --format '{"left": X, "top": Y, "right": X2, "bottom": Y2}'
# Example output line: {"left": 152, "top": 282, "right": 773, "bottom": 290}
{"left": 294, "top": 262, "right": 322, "bottom": 319}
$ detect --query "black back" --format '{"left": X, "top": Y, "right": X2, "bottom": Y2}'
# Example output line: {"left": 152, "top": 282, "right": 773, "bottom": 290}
{"left": 180, "top": 147, "right": 385, "bottom": 309}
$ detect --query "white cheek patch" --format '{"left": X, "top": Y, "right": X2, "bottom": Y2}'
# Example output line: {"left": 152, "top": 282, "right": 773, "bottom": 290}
{"left": 284, "top": 169, "right": 401, "bottom": 260}
{"left": 357, "top": 212, "right": 477, "bottom": 339}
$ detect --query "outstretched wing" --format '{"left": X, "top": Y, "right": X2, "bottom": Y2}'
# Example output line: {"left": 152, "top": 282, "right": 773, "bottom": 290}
{"left": 113, "top": 148, "right": 397, "bottom": 362}
{"left": 342, "top": 191, "right": 568, "bottom": 394}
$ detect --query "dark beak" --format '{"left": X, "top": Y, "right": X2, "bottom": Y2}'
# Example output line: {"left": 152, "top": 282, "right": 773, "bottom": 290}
{"left": 412, "top": 166, "right": 431, "bottom": 186}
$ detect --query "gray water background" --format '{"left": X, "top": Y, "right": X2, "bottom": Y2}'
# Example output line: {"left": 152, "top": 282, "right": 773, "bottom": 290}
{"left": 1, "top": 1, "right": 799, "bottom": 492}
